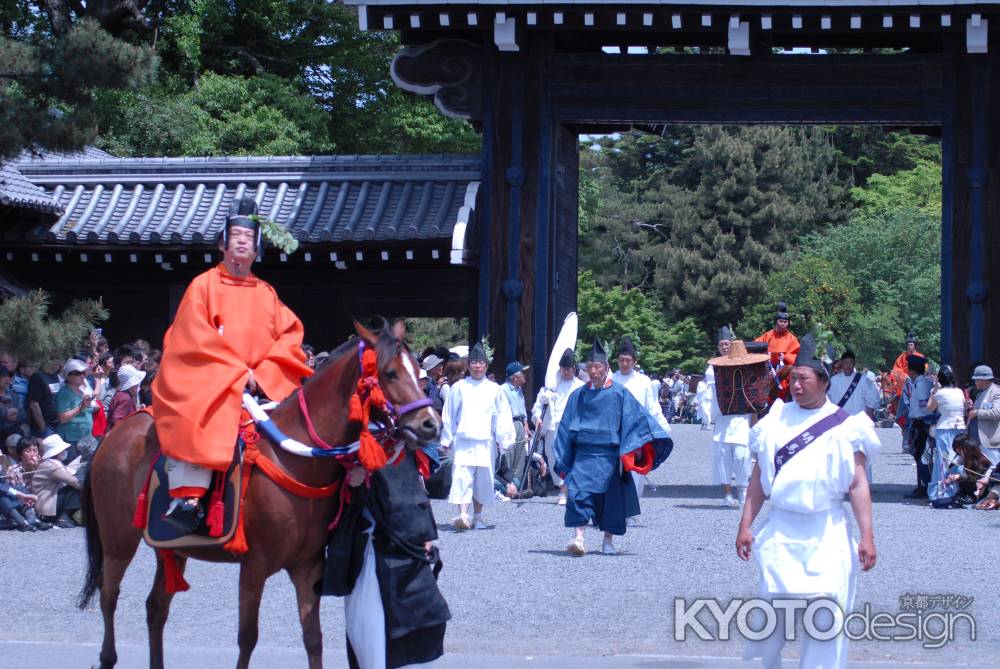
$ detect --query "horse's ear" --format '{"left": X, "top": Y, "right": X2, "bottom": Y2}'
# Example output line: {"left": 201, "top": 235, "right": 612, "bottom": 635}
{"left": 353, "top": 319, "right": 378, "bottom": 347}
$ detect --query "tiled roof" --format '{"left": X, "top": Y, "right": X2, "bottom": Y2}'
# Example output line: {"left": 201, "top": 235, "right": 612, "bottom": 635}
{"left": 13, "top": 155, "right": 481, "bottom": 254}
{"left": 0, "top": 163, "right": 62, "bottom": 215}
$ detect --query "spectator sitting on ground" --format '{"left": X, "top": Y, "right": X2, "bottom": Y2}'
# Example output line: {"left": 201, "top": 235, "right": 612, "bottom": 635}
{"left": 946, "top": 434, "right": 993, "bottom": 506}
{"left": 55, "top": 358, "right": 96, "bottom": 453}
{"left": 27, "top": 356, "right": 62, "bottom": 438}
{"left": 0, "top": 434, "right": 49, "bottom": 531}
{"left": 32, "top": 434, "right": 82, "bottom": 528}
{"left": 6, "top": 436, "right": 40, "bottom": 492}
{"left": 108, "top": 364, "right": 145, "bottom": 430}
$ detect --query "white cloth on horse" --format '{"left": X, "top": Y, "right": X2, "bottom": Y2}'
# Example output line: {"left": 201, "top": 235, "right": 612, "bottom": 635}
{"left": 164, "top": 457, "right": 212, "bottom": 491}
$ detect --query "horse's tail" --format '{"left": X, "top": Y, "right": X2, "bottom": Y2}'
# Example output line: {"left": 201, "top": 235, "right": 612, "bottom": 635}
{"left": 78, "top": 472, "right": 102, "bottom": 610}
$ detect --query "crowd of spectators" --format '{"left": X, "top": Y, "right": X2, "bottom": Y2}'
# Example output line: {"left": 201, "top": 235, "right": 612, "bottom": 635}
{"left": 0, "top": 332, "right": 152, "bottom": 532}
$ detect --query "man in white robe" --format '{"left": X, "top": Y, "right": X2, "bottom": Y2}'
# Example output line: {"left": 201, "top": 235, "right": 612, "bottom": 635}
{"left": 611, "top": 337, "right": 671, "bottom": 526}
{"left": 704, "top": 327, "right": 754, "bottom": 507}
{"left": 440, "top": 342, "right": 515, "bottom": 530}
{"left": 531, "top": 348, "right": 584, "bottom": 505}
{"left": 737, "top": 333, "right": 878, "bottom": 669}
{"left": 826, "top": 349, "right": 880, "bottom": 419}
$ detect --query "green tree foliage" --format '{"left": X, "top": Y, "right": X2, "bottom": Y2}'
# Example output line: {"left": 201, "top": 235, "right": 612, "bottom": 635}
{"left": 92, "top": 1, "right": 479, "bottom": 156}
{"left": 737, "top": 255, "right": 862, "bottom": 348}
{"left": 97, "top": 72, "right": 333, "bottom": 156}
{"left": 739, "top": 161, "right": 942, "bottom": 369}
{"left": 801, "top": 162, "right": 942, "bottom": 366}
{"left": 580, "top": 127, "right": 850, "bottom": 331}
{"left": 405, "top": 318, "right": 469, "bottom": 353}
{"left": 823, "top": 126, "right": 940, "bottom": 185}
{"left": 576, "top": 271, "right": 708, "bottom": 374}
{"left": 0, "top": 18, "right": 156, "bottom": 157}
{"left": 0, "top": 290, "right": 108, "bottom": 363}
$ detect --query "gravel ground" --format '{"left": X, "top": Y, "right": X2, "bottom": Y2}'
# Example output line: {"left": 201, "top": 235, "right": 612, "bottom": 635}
{"left": 1, "top": 424, "right": 996, "bottom": 668}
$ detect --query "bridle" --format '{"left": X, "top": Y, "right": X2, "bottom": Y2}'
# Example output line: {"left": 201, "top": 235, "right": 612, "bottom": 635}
{"left": 297, "top": 340, "right": 433, "bottom": 458}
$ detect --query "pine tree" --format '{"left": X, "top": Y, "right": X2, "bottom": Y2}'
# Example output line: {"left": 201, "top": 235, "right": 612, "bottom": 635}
{"left": 0, "top": 16, "right": 156, "bottom": 158}
{"left": 654, "top": 126, "right": 850, "bottom": 331}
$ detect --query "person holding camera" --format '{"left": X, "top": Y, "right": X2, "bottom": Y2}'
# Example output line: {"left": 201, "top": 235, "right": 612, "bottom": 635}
{"left": 54, "top": 359, "right": 96, "bottom": 455}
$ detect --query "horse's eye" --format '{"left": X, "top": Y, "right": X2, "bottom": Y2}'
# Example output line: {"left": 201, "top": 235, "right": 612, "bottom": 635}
{"left": 385, "top": 369, "right": 398, "bottom": 380}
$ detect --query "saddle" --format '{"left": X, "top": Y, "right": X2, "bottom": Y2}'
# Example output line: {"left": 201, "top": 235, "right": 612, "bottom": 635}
{"left": 138, "top": 445, "right": 243, "bottom": 550}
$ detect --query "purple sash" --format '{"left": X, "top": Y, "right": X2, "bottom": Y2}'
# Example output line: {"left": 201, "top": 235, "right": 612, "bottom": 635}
{"left": 837, "top": 372, "right": 863, "bottom": 408}
{"left": 773, "top": 408, "right": 850, "bottom": 478}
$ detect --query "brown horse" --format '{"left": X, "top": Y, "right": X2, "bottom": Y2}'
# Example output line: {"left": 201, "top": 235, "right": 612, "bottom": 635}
{"left": 78, "top": 322, "right": 441, "bottom": 669}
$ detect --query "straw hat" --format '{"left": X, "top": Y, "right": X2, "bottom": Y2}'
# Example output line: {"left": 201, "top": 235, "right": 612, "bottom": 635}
{"left": 708, "top": 340, "right": 770, "bottom": 367}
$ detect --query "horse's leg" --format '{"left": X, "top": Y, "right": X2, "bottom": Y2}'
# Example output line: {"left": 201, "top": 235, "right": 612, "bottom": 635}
{"left": 146, "top": 552, "right": 186, "bottom": 669}
{"left": 235, "top": 557, "right": 270, "bottom": 669}
{"left": 96, "top": 556, "right": 131, "bottom": 669}
{"left": 287, "top": 561, "right": 324, "bottom": 669}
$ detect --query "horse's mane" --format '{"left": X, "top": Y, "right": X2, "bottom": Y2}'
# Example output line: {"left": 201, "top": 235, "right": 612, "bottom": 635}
{"left": 316, "top": 325, "right": 404, "bottom": 373}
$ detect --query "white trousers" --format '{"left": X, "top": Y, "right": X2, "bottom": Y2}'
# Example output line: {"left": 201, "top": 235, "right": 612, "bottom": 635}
{"left": 542, "top": 430, "right": 563, "bottom": 487}
{"left": 743, "top": 596, "right": 850, "bottom": 669}
{"left": 165, "top": 457, "right": 213, "bottom": 491}
{"left": 711, "top": 441, "right": 751, "bottom": 487}
{"left": 448, "top": 464, "right": 494, "bottom": 506}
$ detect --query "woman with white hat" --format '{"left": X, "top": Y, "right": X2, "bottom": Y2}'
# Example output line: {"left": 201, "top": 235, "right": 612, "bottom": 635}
{"left": 31, "top": 433, "right": 82, "bottom": 528}
{"left": 54, "top": 358, "right": 96, "bottom": 448}
{"left": 107, "top": 364, "right": 146, "bottom": 430}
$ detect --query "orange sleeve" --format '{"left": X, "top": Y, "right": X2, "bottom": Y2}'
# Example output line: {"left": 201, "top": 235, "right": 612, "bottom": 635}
{"left": 252, "top": 289, "right": 313, "bottom": 401}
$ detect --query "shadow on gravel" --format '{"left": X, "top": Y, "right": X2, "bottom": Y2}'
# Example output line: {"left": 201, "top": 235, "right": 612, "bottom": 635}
{"left": 526, "top": 549, "right": 638, "bottom": 558}
{"left": 870, "top": 484, "right": 938, "bottom": 506}
{"left": 435, "top": 523, "right": 497, "bottom": 533}
{"left": 673, "top": 504, "right": 741, "bottom": 511}
{"left": 641, "top": 485, "right": 724, "bottom": 499}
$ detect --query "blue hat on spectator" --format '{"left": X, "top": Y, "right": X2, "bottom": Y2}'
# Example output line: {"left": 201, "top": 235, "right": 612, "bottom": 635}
{"left": 505, "top": 361, "right": 529, "bottom": 377}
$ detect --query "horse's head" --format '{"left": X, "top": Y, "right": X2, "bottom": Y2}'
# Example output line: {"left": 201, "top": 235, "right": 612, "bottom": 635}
{"left": 354, "top": 320, "right": 442, "bottom": 446}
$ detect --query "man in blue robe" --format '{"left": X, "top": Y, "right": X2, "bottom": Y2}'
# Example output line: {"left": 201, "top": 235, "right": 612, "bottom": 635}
{"left": 555, "top": 338, "right": 672, "bottom": 556}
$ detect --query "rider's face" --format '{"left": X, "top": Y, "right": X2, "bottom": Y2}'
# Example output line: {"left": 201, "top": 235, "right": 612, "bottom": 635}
{"left": 222, "top": 226, "right": 257, "bottom": 266}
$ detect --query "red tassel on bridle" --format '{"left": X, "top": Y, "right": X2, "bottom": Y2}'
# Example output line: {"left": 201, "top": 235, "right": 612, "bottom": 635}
{"left": 353, "top": 347, "right": 390, "bottom": 471}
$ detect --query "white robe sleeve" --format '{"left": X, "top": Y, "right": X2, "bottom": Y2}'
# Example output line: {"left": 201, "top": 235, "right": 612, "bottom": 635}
{"left": 863, "top": 377, "right": 880, "bottom": 411}
{"left": 643, "top": 379, "right": 671, "bottom": 433}
{"left": 493, "top": 389, "right": 516, "bottom": 451}
{"left": 440, "top": 384, "right": 459, "bottom": 448}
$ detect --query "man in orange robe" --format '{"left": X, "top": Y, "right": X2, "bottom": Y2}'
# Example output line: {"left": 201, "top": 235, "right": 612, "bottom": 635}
{"left": 892, "top": 332, "right": 921, "bottom": 377}
{"left": 755, "top": 302, "right": 800, "bottom": 401}
{"left": 152, "top": 196, "right": 312, "bottom": 531}
{"left": 888, "top": 332, "right": 921, "bottom": 420}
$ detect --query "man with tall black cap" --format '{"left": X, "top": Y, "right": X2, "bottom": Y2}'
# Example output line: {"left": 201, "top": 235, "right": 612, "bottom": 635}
{"left": 704, "top": 326, "right": 754, "bottom": 507}
{"left": 531, "top": 348, "right": 584, "bottom": 505}
{"left": 554, "top": 339, "right": 672, "bottom": 556}
{"left": 612, "top": 336, "right": 671, "bottom": 525}
{"left": 439, "top": 341, "right": 515, "bottom": 530}
{"left": 755, "top": 302, "right": 800, "bottom": 402}
{"left": 152, "top": 196, "right": 312, "bottom": 531}
{"left": 737, "top": 333, "right": 879, "bottom": 669}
